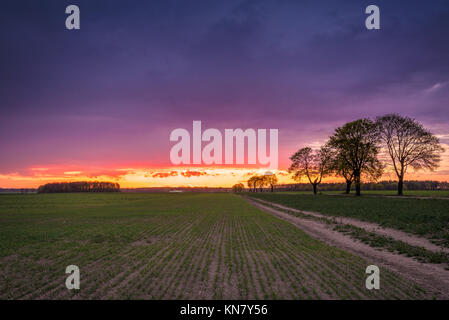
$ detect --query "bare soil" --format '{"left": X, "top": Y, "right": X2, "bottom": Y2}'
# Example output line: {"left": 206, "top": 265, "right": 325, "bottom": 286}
{"left": 250, "top": 197, "right": 449, "bottom": 254}
{"left": 246, "top": 197, "right": 449, "bottom": 299}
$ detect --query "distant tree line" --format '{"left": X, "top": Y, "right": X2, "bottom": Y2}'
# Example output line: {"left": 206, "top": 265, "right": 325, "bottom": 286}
{"left": 37, "top": 181, "right": 120, "bottom": 193}
{"left": 274, "top": 180, "right": 449, "bottom": 192}
{"left": 0, "top": 188, "right": 36, "bottom": 194}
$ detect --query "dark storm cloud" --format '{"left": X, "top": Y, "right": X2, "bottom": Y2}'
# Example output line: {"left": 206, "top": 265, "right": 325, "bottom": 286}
{"left": 0, "top": 0, "right": 448, "bottom": 173}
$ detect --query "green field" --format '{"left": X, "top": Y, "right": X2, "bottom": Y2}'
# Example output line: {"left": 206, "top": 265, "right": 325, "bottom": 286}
{"left": 248, "top": 193, "right": 449, "bottom": 247}
{"left": 278, "top": 190, "right": 449, "bottom": 197}
{"left": 358, "top": 190, "right": 449, "bottom": 197}
{"left": 0, "top": 193, "right": 428, "bottom": 299}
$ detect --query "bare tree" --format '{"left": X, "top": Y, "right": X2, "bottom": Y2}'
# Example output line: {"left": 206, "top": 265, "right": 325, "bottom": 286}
{"left": 376, "top": 114, "right": 445, "bottom": 195}
{"left": 288, "top": 146, "right": 332, "bottom": 195}
{"left": 257, "top": 175, "right": 267, "bottom": 192}
{"left": 247, "top": 176, "right": 258, "bottom": 192}
{"left": 232, "top": 183, "right": 245, "bottom": 193}
{"left": 264, "top": 173, "right": 278, "bottom": 192}
{"left": 247, "top": 175, "right": 266, "bottom": 192}
{"left": 328, "top": 119, "right": 383, "bottom": 196}
{"left": 328, "top": 150, "right": 354, "bottom": 194}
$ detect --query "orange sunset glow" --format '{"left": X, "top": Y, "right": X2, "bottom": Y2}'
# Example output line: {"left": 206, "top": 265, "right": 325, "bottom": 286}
{"left": 1, "top": 152, "right": 449, "bottom": 189}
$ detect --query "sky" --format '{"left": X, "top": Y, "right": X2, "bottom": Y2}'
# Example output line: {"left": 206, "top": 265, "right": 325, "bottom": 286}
{"left": 1, "top": 0, "right": 449, "bottom": 188}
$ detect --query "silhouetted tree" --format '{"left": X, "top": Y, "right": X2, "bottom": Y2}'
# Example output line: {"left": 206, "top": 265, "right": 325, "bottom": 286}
{"left": 328, "top": 119, "right": 383, "bottom": 196}
{"left": 328, "top": 149, "right": 354, "bottom": 194}
{"left": 264, "top": 173, "right": 278, "bottom": 192}
{"left": 257, "top": 175, "right": 268, "bottom": 192}
{"left": 376, "top": 114, "right": 445, "bottom": 196}
{"left": 247, "top": 175, "right": 268, "bottom": 192}
{"left": 232, "top": 183, "right": 244, "bottom": 193}
{"left": 289, "top": 146, "right": 332, "bottom": 195}
{"left": 247, "top": 176, "right": 258, "bottom": 192}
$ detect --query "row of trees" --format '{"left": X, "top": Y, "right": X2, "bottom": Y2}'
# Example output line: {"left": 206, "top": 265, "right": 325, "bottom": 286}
{"left": 289, "top": 114, "right": 444, "bottom": 196}
{"left": 275, "top": 180, "right": 449, "bottom": 192}
{"left": 232, "top": 174, "right": 279, "bottom": 193}
{"left": 37, "top": 181, "right": 120, "bottom": 193}
{"left": 231, "top": 183, "right": 245, "bottom": 193}
{"left": 246, "top": 173, "right": 278, "bottom": 192}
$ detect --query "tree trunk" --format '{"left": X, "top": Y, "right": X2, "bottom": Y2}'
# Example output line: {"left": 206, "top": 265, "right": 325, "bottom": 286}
{"left": 354, "top": 171, "right": 361, "bottom": 196}
{"left": 345, "top": 180, "right": 352, "bottom": 194}
{"left": 271, "top": 184, "right": 274, "bottom": 192}
{"left": 355, "top": 182, "right": 361, "bottom": 196}
{"left": 398, "top": 177, "right": 404, "bottom": 196}
{"left": 312, "top": 183, "right": 317, "bottom": 195}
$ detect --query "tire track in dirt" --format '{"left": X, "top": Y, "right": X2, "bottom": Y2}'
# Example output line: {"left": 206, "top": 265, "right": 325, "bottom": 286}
{"left": 245, "top": 197, "right": 449, "bottom": 299}
{"left": 251, "top": 197, "right": 449, "bottom": 254}
{"left": 275, "top": 212, "right": 426, "bottom": 299}
{"left": 252, "top": 215, "right": 373, "bottom": 299}
{"left": 266, "top": 220, "right": 417, "bottom": 299}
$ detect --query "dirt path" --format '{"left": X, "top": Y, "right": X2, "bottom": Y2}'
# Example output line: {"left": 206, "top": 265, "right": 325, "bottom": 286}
{"left": 250, "top": 197, "right": 449, "bottom": 254}
{"left": 245, "top": 197, "right": 449, "bottom": 299}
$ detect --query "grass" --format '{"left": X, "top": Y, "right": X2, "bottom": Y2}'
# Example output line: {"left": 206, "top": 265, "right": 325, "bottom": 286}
{"left": 248, "top": 197, "right": 449, "bottom": 266}
{"left": 0, "top": 193, "right": 428, "bottom": 299}
{"left": 358, "top": 190, "right": 449, "bottom": 197}
{"left": 277, "top": 190, "right": 449, "bottom": 197}
{"left": 333, "top": 224, "right": 449, "bottom": 264}
{"left": 248, "top": 193, "right": 449, "bottom": 247}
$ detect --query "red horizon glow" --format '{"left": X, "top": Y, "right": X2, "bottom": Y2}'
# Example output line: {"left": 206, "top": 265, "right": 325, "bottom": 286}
{"left": 1, "top": 160, "right": 449, "bottom": 189}
{"left": 1, "top": 2, "right": 449, "bottom": 189}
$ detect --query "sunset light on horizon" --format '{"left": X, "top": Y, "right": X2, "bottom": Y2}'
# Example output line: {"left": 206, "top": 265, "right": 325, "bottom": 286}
{"left": 3, "top": 0, "right": 449, "bottom": 304}
{"left": 1, "top": 0, "right": 449, "bottom": 189}
{"left": 2, "top": 155, "right": 449, "bottom": 189}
